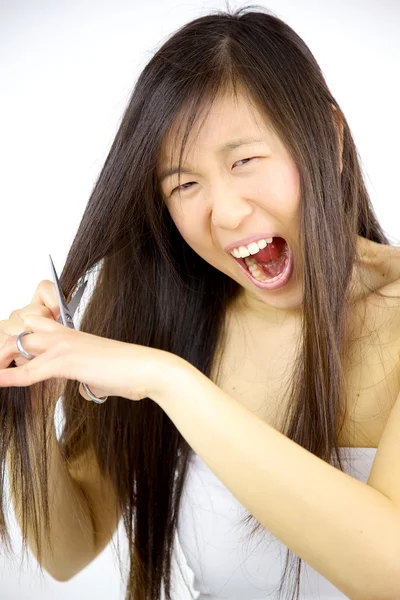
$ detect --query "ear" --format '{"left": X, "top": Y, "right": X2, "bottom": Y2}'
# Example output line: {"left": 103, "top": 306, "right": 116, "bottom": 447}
{"left": 330, "top": 103, "right": 344, "bottom": 174}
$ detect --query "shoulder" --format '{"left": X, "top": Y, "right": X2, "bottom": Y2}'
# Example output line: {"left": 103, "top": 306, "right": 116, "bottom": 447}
{"left": 373, "top": 242, "right": 400, "bottom": 300}
{"left": 365, "top": 247, "right": 400, "bottom": 504}
{"left": 378, "top": 245, "right": 400, "bottom": 338}
{"left": 358, "top": 242, "right": 400, "bottom": 357}
{"left": 379, "top": 249, "right": 400, "bottom": 374}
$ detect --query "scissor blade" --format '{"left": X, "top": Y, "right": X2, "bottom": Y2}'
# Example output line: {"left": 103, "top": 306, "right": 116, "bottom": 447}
{"left": 49, "top": 255, "right": 87, "bottom": 329}
{"left": 67, "top": 280, "right": 87, "bottom": 317}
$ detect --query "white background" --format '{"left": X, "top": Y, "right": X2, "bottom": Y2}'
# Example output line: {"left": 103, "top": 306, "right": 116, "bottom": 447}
{"left": 0, "top": 0, "right": 399, "bottom": 598}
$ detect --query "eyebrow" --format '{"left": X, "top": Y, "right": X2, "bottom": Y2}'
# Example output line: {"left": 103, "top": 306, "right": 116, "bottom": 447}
{"left": 158, "top": 136, "right": 265, "bottom": 184}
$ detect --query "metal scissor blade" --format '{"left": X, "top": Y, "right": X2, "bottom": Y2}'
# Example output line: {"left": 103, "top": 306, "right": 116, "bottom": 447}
{"left": 49, "top": 254, "right": 88, "bottom": 329}
{"left": 67, "top": 280, "right": 87, "bottom": 317}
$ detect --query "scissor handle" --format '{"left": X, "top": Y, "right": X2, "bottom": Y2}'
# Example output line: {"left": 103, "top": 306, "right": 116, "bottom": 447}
{"left": 49, "top": 255, "right": 108, "bottom": 404}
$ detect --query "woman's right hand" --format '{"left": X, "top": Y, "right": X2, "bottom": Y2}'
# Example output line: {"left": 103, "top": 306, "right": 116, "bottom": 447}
{"left": 0, "top": 280, "right": 61, "bottom": 369}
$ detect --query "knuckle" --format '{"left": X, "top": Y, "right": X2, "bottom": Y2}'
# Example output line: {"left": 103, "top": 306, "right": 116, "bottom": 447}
{"left": 7, "top": 334, "right": 19, "bottom": 348}
{"left": 27, "top": 304, "right": 51, "bottom": 317}
{"left": 36, "top": 304, "right": 53, "bottom": 318}
{"left": 18, "top": 305, "right": 54, "bottom": 323}
{"left": 2, "top": 335, "right": 18, "bottom": 353}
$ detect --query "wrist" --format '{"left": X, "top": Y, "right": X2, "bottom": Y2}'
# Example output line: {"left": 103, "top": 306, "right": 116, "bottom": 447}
{"left": 150, "top": 351, "right": 190, "bottom": 406}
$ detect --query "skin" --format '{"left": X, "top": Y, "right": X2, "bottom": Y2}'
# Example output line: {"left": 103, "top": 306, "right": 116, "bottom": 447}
{"left": 157, "top": 90, "right": 346, "bottom": 329}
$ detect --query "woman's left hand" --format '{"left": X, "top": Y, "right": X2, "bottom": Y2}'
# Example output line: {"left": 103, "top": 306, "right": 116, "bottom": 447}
{"left": 0, "top": 313, "right": 178, "bottom": 402}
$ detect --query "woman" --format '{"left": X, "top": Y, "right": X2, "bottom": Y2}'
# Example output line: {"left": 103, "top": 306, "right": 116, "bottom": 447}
{"left": 1, "top": 5, "right": 400, "bottom": 599}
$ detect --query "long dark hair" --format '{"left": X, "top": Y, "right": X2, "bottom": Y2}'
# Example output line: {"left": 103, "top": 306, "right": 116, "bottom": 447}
{"left": 1, "top": 5, "right": 399, "bottom": 600}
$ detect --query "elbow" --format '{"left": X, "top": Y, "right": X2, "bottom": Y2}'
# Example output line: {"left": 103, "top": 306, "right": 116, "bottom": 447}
{"left": 45, "top": 566, "right": 76, "bottom": 583}
{"left": 43, "top": 561, "right": 86, "bottom": 582}
{"left": 48, "top": 573, "right": 71, "bottom": 583}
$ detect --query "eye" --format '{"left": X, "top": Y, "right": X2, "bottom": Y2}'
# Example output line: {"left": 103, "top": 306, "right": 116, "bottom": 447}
{"left": 170, "top": 157, "right": 257, "bottom": 195}
{"left": 171, "top": 181, "right": 196, "bottom": 194}
{"left": 233, "top": 157, "right": 256, "bottom": 168}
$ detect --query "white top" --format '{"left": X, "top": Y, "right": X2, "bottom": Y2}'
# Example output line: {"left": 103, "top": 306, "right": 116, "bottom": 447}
{"left": 177, "top": 447, "right": 377, "bottom": 599}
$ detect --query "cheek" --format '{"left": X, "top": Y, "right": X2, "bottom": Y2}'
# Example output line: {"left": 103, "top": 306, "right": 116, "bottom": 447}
{"left": 168, "top": 207, "right": 217, "bottom": 263}
{"left": 259, "top": 159, "right": 300, "bottom": 215}
{"left": 167, "top": 207, "right": 202, "bottom": 248}
{"left": 168, "top": 201, "right": 206, "bottom": 240}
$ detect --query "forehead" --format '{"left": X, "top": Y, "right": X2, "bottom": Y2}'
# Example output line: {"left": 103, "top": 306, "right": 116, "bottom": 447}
{"left": 158, "top": 91, "right": 273, "bottom": 167}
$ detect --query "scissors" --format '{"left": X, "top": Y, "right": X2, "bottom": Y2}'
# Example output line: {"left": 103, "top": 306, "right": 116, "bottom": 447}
{"left": 49, "top": 254, "right": 108, "bottom": 404}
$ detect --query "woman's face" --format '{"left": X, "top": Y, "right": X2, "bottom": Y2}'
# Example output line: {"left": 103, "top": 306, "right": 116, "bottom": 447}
{"left": 157, "top": 91, "right": 305, "bottom": 324}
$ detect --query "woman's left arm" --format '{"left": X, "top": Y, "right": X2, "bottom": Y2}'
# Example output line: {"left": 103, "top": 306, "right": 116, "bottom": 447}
{"left": 2, "top": 312, "right": 399, "bottom": 599}
{"left": 154, "top": 358, "right": 400, "bottom": 600}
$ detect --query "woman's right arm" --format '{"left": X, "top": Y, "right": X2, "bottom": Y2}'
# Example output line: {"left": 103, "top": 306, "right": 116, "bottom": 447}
{"left": 7, "top": 406, "right": 122, "bottom": 581}
{"left": 2, "top": 281, "right": 121, "bottom": 581}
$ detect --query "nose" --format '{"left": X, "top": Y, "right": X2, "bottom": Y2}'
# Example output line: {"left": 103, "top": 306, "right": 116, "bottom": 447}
{"left": 210, "top": 183, "right": 254, "bottom": 228}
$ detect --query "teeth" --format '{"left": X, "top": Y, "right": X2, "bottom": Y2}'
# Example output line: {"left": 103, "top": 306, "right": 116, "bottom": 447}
{"left": 230, "top": 237, "right": 274, "bottom": 258}
{"left": 245, "top": 252, "right": 289, "bottom": 283}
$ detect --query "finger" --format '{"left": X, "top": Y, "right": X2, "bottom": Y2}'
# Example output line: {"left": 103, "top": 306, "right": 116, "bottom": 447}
{"left": 30, "top": 279, "right": 62, "bottom": 321}
{"left": 19, "top": 303, "right": 58, "bottom": 321}
{"left": 0, "top": 311, "right": 67, "bottom": 385}
{"left": 0, "top": 335, "right": 34, "bottom": 370}
{"left": 0, "top": 345, "right": 59, "bottom": 387}
{"left": 22, "top": 313, "right": 64, "bottom": 332}
{"left": 0, "top": 335, "right": 102, "bottom": 398}
{"left": 10, "top": 356, "right": 31, "bottom": 368}
{"left": 21, "top": 320, "right": 105, "bottom": 401}
{"left": 7, "top": 304, "right": 57, "bottom": 334}
{"left": 0, "top": 327, "right": 48, "bottom": 370}
{"left": 0, "top": 314, "right": 61, "bottom": 370}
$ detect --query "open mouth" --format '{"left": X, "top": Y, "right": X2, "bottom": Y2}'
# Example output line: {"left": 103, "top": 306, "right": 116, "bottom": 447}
{"left": 233, "top": 237, "right": 290, "bottom": 282}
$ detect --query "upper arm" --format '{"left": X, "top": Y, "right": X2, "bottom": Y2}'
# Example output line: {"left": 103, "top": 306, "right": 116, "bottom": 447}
{"left": 66, "top": 445, "right": 122, "bottom": 557}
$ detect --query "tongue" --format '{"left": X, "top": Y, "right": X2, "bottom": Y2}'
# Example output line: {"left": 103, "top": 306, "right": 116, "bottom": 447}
{"left": 255, "top": 237, "right": 287, "bottom": 264}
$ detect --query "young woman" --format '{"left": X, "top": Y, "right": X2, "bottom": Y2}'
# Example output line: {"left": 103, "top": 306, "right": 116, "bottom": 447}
{"left": 1, "top": 6, "right": 400, "bottom": 600}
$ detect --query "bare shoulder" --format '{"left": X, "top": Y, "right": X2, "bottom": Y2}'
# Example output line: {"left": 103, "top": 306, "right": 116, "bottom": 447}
{"left": 366, "top": 244, "right": 400, "bottom": 505}
{"left": 382, "top": 243, "right": 400, "bottom": 293}
{"left": 366, "top": 242, "right": 400, "bottom": 312}
{"left": 377, "top": 245, "right": 400, "bottom": 332}
{"left": 376, "top": 244, "right": 400, "bottom": 346}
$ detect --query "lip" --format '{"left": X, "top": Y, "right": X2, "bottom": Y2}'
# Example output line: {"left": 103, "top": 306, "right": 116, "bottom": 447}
{"left": 224, "top": 232, "right": 286, "bottom": 254}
